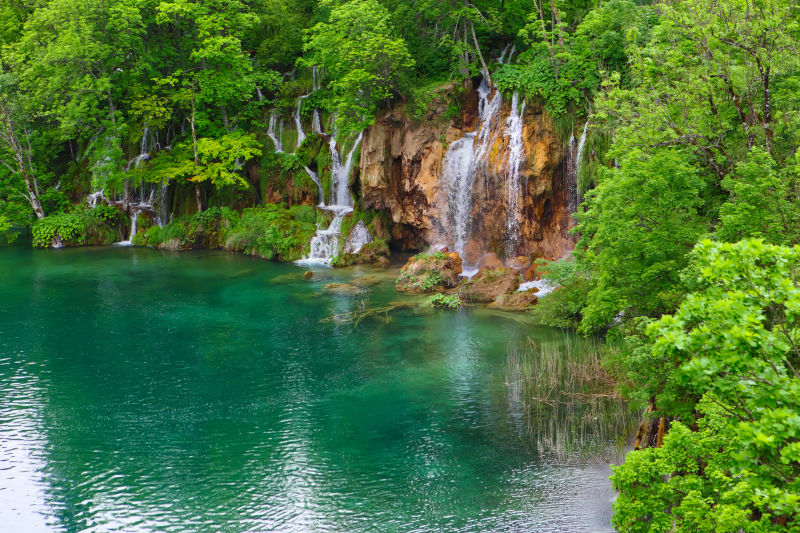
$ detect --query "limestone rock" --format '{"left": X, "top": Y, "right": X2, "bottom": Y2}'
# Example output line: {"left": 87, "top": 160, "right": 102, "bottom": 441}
{"left": 358, "top": 81, "right": 576, "bottom": 261}
{"left": 461, "top": 268, "right": 520, "bottom": 303}
{"left": 506, "top": 255, "right": 531, "bottom": 275}
{"left": 477, "top": 252, "right": 503, "bottom": 271}
{"left": 489, "top": 289, "right": 539, "bottom": 310}
{"left": 395, "top": 252, "right": 462, "bottom": 293}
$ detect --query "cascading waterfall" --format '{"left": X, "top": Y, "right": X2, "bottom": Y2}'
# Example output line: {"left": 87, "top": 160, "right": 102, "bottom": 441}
{"left": 268, "top": 112, "right": 284, "bottom": 152}
{"left": 474, "top": 77, "right": 504, "bottom": 163}
{"left": 114, "top": 207, "right": 141, "bottom": 247}
{"left": 124, "top": 127, "right": 150, "bottom": 171}
{"left": 311, "top": 66, "right": 324, "bottom": 135}
{"left": 85, "top": 127, "right": 170, "bottom": 245}
{"left": 568, "top": 121, "right": 589, "bottom": 211}
{"left": 343, "top": 220, "right": 372, "bottom": 254}
{"left": 438, "top": 69, "right": 504, "bottom": 273}
{"left": 296, "top": 206, "right": 351, "bottom": 265}
{"left": 303, "top": 166, "right": 325, "bottom": 206}
{"left": 296, "top": 131, "right": 363, "bottom": 265}
{"left": 329, "top": 131, "right": 362, "bottom": 207}
{"left": 87, "top": 190, "right": 106, "bottom": 208}
{"left": 294, "top": 95, "right": 308, "bottom": 148}
{"left": 440, "top": 133, "right": 478, "bottom": 266}
{"left": 575, "top": 121, "right": 589, "bottom": 190}
{"left": 504, "top": 92, "right": 526, "bottom": 257}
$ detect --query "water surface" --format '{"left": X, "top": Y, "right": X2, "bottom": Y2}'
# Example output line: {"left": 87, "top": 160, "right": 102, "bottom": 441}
{"left": 0, "top": 245, "right": 629, "bottom": 532}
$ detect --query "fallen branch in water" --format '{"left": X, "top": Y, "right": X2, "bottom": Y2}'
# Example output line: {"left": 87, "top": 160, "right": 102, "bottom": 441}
{"left": 321, "top": 301, "right": 414, "bottom": 327}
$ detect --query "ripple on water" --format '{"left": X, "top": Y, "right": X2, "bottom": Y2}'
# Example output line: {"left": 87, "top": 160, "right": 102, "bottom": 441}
{"left": 0, "top": 246, "right": 630, "bottom": 532}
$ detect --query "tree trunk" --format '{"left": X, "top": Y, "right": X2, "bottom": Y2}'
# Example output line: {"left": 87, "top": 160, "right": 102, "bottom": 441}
{"left": 0, "top": 102, "right": 45, "bottom": 219}
{"left": 469, "top": 21, "right": 491, "bottom": 86}
{"left": 190, "top": 89, "right": 203, "bottom": 212}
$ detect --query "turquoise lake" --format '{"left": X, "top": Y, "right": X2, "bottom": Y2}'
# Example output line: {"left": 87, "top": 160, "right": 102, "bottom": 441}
{"left": 0, "top": 245, "right": 633, "bottom": 532}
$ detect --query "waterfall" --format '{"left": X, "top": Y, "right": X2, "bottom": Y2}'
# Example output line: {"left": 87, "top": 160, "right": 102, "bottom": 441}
{"left": 497, "top": 43, "right": 511, "bottom": 64}
{"left": 296, "top": 131, "right": 363, "bottom": 265}
{"left": 438, "top": 71, "right": 503, "bottom": 273}
{"left": 114, "top": 207, "right": 141, "bottom": 247}
{"left": 312, "top": 111, "right": 323, "bottom": 135}
{"left": 474, "top": 77, "right": 503, "bottom": 164}
{"left": 295, "top": 206, "right": 352, "bottom": 266}
{"left": 256, "top": 87, "right": 264, "bottom": 102}
{"left": 567, "top": 134, "right": 576, "bottom": 211}
{"left": 87, "top": 190, "right": 106, "bottom": 208}
{"left": 506, "top": 45, "right": 517, "bottom": 64}
{"left": 440, "top": 134, "right": 478, "bottom": 267}
{"left": 328, "top": 131, "right": 362, "bottom": 207}
{"left": 125, "top": 127, "right": 150, "bottom": 171}
{"left": 504, "top": 92, "right": 526, "bottom": 257}
{"left": 310, "top": 66, "right": 324, "bottom": 135}
{"left": 268, "top": 112, "right": 283, "bottom": 152}
{"left": 569, "top": 121, "right": 589, "bottom": 211}
{"left": 303, "top": 166, "right": 325, "bottom": 206}
{"left": 294, "top": 95, "right": 307, "bottom": 148}
{"left": 343, "top": 220, "right": 372, "bottom": 254}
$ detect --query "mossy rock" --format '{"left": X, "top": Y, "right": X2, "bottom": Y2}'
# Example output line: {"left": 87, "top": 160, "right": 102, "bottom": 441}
{"left": 395, "top": 251, "right": 462, "bottom": 293}
{"left": 460, "top": 268, "right": 520, "bottom": 303}
{"left": 333, "top": 239, "right": 390, "bottom": 268}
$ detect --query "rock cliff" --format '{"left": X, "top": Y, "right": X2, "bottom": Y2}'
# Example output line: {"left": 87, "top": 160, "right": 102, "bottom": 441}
{"left": 359, "top": 79, "right": 576, "bottom": 263}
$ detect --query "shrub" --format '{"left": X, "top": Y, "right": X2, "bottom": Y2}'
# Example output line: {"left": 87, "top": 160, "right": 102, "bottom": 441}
{"left": 32, "top": 206, "right": 127, "bottom": 248}
{"left": 429, "top": 293, "right": 461, "bottom": 310}
{"left": 223, "top": 204, "right": 316, "bottom": 260}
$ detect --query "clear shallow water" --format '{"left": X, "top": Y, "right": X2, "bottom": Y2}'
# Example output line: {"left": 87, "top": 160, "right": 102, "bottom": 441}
{"left": 0, "top": 245, "right": 625, "bottom": 532}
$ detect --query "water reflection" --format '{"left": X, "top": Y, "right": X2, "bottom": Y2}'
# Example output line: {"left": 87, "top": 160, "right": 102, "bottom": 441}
{"left": 0, "top": 359, "right": 55, "bottom": 532}
{"left": 0, "top": 246, "right": 635, "bottom": 532}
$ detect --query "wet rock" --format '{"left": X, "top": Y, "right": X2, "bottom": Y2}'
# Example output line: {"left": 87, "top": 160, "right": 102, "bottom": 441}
{"left": 489, "top": 289, "right": 539, "bottom": 310}
{"left": 323, "top": 283, "right": 364, "bottom": 295}
{"left": 303, "top": 270, "right": 314, "bottom": 279}
{"left": 477, "top": 252, "right": 503, "bottom": 271}
{"left": 395, "top": 252, "right": 462, "bottom": 293}
{"left": 334, "top": 240, "right": 391, "bottom": 268}
{"left": 359, "top": 84, "right": 576, "bottom": 260}
{"left": 506, "top": 255, "right": 531, "bottom": 276}
{"left": 461, "top": 268, "right": 520, "bottom": 303}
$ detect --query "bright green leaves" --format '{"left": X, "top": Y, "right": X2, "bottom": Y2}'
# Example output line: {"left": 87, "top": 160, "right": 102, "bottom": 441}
{"left": 146, "top": 131, "right": 260, "bottom": 191}
{"left": 193, "top": 132, "right": 261, "bottom": 188}
{"left": 613, "top": 240, "right": 800, "bottom": 531}
{"left": 717, "top": 148, "right": 800, "bottom": 245}
{"left": 156, "top": 0, "right": 256, "bottom": 109}
{"left": 303, "top": 0, "right": 414, "bottom": 136}
{"left": 575, "top": 148, "right": 708, "bottom": 332}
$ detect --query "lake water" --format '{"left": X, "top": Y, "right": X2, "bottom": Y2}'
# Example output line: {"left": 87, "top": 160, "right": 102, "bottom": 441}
{"left": 0, "top": 245, "right": 632, "bottom": 532}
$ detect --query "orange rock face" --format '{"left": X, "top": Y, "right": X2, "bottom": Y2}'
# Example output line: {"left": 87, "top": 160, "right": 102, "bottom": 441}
{"left": 359, "top": 79, "right": 577, "bottom": 262}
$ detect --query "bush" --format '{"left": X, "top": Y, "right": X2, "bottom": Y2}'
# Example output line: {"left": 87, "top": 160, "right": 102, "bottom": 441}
{"left": 223, "top": 204, "right": 317, "bottom": 260}
{"left": 145, "top": 206, "right": 236, "bottom": 249}
{"left": 429, "top": 293, "right": 461, "bottom": 310}
{"left": 32, "top": 206, "right": 127, "bottom": 248}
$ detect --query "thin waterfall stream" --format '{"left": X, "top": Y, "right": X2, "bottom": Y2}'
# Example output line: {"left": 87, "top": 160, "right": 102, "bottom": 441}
{"left": 296, "top": 130, "right": 363, "bottom": 265}
{"left": 504, "top": 92, "right": 526, "bottom": 257}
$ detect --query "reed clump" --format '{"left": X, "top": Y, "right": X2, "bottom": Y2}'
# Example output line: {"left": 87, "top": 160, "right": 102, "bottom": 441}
{"left": 506, "top": 335, "right": 639, "bottom": 464}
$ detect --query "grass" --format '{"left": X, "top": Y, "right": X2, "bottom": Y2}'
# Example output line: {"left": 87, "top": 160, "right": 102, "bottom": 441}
{"left": 505, "top": 335, "right": 640, "bottom": 464}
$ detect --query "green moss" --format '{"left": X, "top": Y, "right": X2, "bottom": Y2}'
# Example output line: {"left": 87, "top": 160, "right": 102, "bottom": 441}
{"left": 222, "top": 204, "right": 317, "bottom": 261}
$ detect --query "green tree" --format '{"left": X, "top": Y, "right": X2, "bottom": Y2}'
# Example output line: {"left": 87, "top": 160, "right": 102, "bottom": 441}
{"left": 612, "top": 239, "right": 800, "bottom": 531}
{"left": 304, "top": 0, "right": 414, "bottom": 136}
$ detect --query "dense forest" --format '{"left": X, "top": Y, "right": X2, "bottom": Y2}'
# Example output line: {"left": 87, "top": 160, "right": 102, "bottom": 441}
{"left": 1, "top": 0, "right": 799, "bottom": 530}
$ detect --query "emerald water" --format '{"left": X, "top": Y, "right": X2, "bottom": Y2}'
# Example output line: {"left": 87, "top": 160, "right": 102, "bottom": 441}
{"left": 0, "top": 245, "right": 633, "bottom": 532}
